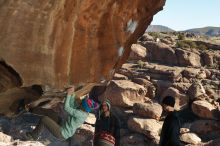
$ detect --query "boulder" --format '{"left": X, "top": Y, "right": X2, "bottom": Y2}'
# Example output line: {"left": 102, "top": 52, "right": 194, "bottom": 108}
{"left": 191, "top": 120, "right": 220, "bottom": 135}
{"left": 113, "top": 73, "right": 128, "bottom": 80}
{"left": 204, "top": 69, "right": 212, "bottom": 79}
{"left": 143, "top": 42, "right": 178, "bottom": 65}
{"left": 138, "top": 33, "right": 154, "bottom": 42}
{"left": 160, "top": 38, "right": 173, "bottom": 45}
{"left": 180, "top": 133, "right": 201, "bottom": 145}
{"left": 10, "top": 141, "right": 45, "bottom": 146}
{"left": 152, "top": 80, "right": 173, "bottom": 98}
{"left": 0, "top": 125, "right": 44, "bottom": 146}
{"left": 111, "top": 107, "right": 134, "bottom": 128}
{"left": 131, "top": 78, "right": 151, "bottom": 87}
{"left": 0, "top": 132, "right": 12, "bottom": 143}
{"left": 180, "top": 128, "right": 190, "bottom": 134}
{"left": 172, "top": 82, "right": 191, "bottom": 93}
{"left": 101, "top": 80, "right": 147, "bottom": 107}
{"left": 208, "top": 69, "right": 220, "bottom": 81}
{"left": 182, "top": 68, "right": 207, "bottom": 80}
{"left": 161, "top": 87, "right": 189, "bottom": 110}
{"left": 127, "top": 117, "right": 162, "bottom": 142}
{"left": 120, "top": 133, "right": 148, "bottom": 146}
{"left": 176, "top": 48, "right": 202, "bottom": 67}
{"left": 143, "top": 63, "right": 182, "bottom": 82}
{"left": 133, "top": 102, "right": 162, "bottom": 120}
{"left": 188, "top": 82, "right": 207, "bottom": 100}
{"left": 205, "top": 137, "right": 220, "bottom": 146}
{"left": 192, "top": 100, "right": 216, "bottom": 119}
{"left": 0, "top": 63, "right": 22, "bottom": 92}
{"left": 131, "top": 78, "right": 156, "bottom": 98}
{"left": 203, "top": 82, "right": 220, "bottom": 100}
{"left": 129, "top": 44, "right": 147, "bottom": 60}
{"left": 71, "top": 124, "right": 94, "bottom": 146}
{"left": 202, "top": 52, "right": 214, "bottom": 66}
{"left": 0, "top": 87, "right": 41, "bottom": 116}
{"left": 117, "top": 68, "right": 133, "bottom": 79}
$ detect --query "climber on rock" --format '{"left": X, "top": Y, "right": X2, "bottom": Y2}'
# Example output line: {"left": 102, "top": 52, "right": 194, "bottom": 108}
{"left": 25, "top": 86, "right": 99, "bottom": 141}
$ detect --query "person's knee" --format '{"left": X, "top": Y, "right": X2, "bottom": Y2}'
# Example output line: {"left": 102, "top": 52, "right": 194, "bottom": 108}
{"left": 41, "top": 116, "right": 50, "bottom": 123}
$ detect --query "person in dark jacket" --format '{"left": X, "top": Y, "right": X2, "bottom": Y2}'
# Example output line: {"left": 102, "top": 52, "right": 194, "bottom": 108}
{"left": 94, "top": 99, "right": 120, "bottom": 146}
{"left": 159, "top": 96, "right": 181, "bottom": 146}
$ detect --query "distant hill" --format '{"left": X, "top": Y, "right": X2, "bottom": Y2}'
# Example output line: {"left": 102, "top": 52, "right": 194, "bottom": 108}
{"left": 184, "top": 26, "right": 220, "bottom": 36}
{"left": 146, "top": 25, "right": 175, "bottom": 32}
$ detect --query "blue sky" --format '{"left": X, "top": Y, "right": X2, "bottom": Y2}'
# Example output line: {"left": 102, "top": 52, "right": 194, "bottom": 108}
{"left": 151, "top": 0, "right": 220, "bottom": 31}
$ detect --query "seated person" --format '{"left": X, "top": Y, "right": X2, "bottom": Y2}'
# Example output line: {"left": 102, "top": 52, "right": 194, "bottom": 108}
{"left": 94, "top": 99, "right": 120, "bottom": 146}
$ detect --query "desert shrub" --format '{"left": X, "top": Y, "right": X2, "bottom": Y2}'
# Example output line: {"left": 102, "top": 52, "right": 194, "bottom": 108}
{"left": 186, "top": 40, "right": 197, "bottom": 48}
{"left": 137, "top": 60, "right": 145, "bottom": 68}
{"left": 211, "top": 63, "right": 219, "bottom": 69}
{"left": 203, "top": 35, "right": 210, "bottom": 40}
{"left": 176, "top": 40, "right": 197, "bottom": 49}
{"left": 148, "top": 32, "right": 161, "bottom": 40}
{"left": 198, "top": 44, "right": 208, "bottom": 50}
{"left": 176, "top": 41, "right": 190, "bottom": 48}
{"left": 178, "top": 33, "right": 185, "bottom": 40}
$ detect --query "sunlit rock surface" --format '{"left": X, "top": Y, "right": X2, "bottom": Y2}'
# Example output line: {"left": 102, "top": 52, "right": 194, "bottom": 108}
{"left": 0, "top": 0, "right": 165, "bottom": 88}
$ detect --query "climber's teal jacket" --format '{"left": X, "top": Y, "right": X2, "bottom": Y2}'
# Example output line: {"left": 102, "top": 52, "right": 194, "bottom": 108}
{"left": 61, "top": 94, "right": 88, "bottom": 139}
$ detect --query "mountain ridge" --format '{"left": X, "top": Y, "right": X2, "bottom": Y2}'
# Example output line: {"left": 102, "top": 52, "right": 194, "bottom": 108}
{"left": 184, "top": 26, "right": 220, "bottom": 36}
{"left": 146, "top": 25, "right": 175, "bottom": 32}
{"left": 147, "top": 25, "right": 220, "bottom": 36}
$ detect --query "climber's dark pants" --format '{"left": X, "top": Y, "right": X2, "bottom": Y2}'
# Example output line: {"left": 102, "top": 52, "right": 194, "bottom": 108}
{"left": 31, "top": 107, "right": 62, "bottom": 124}
{"left": 30, "top": 107, "right": 64, "bottom": 140}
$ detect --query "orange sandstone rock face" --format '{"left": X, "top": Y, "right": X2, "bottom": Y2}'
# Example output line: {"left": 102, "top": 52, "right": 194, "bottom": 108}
{"left": 0, "top": 0, "right": 165, "bottom": 88}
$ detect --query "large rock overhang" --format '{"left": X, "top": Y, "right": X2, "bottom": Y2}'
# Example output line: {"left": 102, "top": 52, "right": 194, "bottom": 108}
{"left": 0, "top": 0, "right": 166, "bottom": 89}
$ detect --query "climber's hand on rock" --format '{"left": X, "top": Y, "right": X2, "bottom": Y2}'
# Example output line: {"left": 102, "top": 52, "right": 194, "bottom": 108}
{"left": 67, "top": 86, "right": 75, "bottom": 95}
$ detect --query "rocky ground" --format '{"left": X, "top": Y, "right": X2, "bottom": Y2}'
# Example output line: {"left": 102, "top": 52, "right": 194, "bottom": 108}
{"left": 110, "top": 32, "right": 220, "bottom": 146}
{"left": 0, "top": 32, "right": 220, "bottom": 146}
